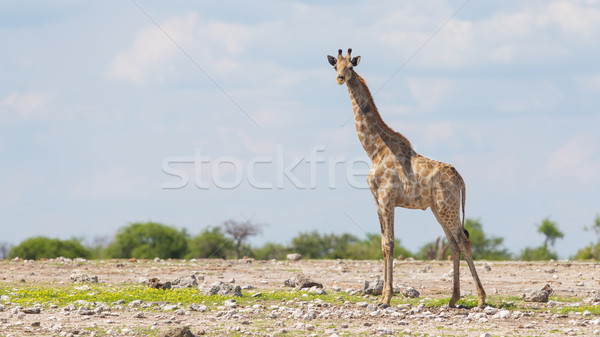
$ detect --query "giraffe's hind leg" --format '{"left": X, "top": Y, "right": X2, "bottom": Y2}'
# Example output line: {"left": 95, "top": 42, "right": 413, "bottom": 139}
{"left": 456, "top": 229, "right": 486, "bottom": 307}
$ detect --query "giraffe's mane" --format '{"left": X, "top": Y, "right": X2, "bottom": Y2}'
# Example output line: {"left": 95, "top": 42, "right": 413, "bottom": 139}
{"left": 355, "top": 73, "right": 413, "bottom": 149}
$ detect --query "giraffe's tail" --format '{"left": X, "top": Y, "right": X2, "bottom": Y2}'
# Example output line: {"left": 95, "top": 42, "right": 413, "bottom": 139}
{"left": 455, "top": 168, "right": 466, "bottom": 229}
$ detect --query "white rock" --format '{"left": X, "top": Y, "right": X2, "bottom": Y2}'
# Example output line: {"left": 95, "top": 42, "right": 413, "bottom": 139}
{"left": 498, "top": 309, "right": 511, "bottom": 319}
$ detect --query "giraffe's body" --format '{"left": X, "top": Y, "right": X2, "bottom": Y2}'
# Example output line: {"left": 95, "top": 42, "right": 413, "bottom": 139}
{"left": 328, "top": 49, "right": 486, "bottom": 308}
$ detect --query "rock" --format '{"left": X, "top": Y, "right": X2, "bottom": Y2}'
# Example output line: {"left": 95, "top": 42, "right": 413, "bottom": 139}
{"left": 172, "top": 275, "right": 198, "bottom": 288}
{"left": 158, "top": 326, "right": 196, "bottom": 337}
{"left": 483, "top": 263, "right": 491, "bottom": 271}
{"left": 198, "top": 281, "right": 242, "bottom": 297}
{"left": 224, "top": 299, "right": 237, "bottom": 308}
{"left": 189, "top": 303, "right": 207, "bottom": 312}
{"left": 147, "top": 278, "right": 171, "bottom": 290}
{"left": 498, "top": 309, "right": 511, "bottom": 319}
{"left": 22, "top": 307, "right": 41, "bottom": 314}
{"left": 483, "top": 307, "right": 497, "bottom": 315}
{"left": 287, "top": 253, "right": 302, "bottom": 261}
{"left": 480, "top": 333, "right": 492, "bottom": 337}
{"left": 401, "top": 286, "right": 420, "bottom": 299}
{"left": 284, "top": 274, "right": 323, "bottom": 290}
{"left": 376, "top": 327, "right": 393, "bottom": 335}
{"left": 585, "top": 294, "right": 600, "bottom": 303}
{"left": 163, "top": 304, "right": 179, "bottom": 311}
{"left": 363, "top": 277, "right": 383, "bottom": 296}
{"left": 128, "top": 300, "right": 143, "bottom": 308}
{"left": 70, "top": 273, "right": 98, "bottom": 283}
{"left": 523, "top": 284, "right": 553, "bottom": 303}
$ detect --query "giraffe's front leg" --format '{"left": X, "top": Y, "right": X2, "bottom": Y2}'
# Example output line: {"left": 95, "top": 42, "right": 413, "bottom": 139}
{"left": 377, "top": 206, "right": 395, "bottom": 308}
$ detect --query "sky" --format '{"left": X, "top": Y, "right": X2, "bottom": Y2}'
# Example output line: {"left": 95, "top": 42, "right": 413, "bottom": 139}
{"left": 1, "top": 0, "right": 599, "bottom": 259}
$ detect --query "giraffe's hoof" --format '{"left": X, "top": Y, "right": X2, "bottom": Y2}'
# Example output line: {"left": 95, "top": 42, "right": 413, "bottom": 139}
{"left": 377, "top": 302, "right": 390, "bottom": 309}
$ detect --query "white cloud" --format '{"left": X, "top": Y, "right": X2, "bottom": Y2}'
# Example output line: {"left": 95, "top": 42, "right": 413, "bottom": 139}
{"left": 106, "top": 13, "right": 198, "bottom": 84}
{"left": 547, "top": 133, "right": 600, "bottom": 182}
{"left": 0, "top": 92, "right": 50, "bottom": 120}
{"left": 106, "top": 13, "right": 271, "bottom": 85}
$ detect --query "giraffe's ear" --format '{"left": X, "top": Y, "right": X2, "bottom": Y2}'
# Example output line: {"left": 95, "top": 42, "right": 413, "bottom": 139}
{"left": 327, "top": 55, "right": 337, "bottom": 66}
{"left": 351, "top": 56, "right": 361, "bottom": 67}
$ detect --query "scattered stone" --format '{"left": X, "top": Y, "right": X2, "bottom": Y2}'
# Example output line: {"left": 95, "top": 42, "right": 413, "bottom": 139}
{"left": 376, "top": 327, "right": 393, "bottom": 335}
{"left": 284, "top": 274, "right": 323, "bottom": 290}
{"left": 163, "top": 304, "right": 179, "bottom": 311}
{"left": 147, "top": 278, "right": 171, "bottom": 290}
{"left": 133, "top": 312, "right": 145, "bottom": 318}
{"left": 70, "top": 273, "right": 98, "bottom": 283}
{"left": 498, "top": 310, "right": 511, "bottom": 319}
{"left": 224, "top": 299, "right": 237, "bottom": 308}
{"left": 332, "top": 285, "right": 342, "bottom": 292}
{"left": 401, "top": 286, "right": 420, "bottom": 299}
{"left": 31, "top": 321, "right": 41, "bottom": 327}
{"left": 198, "top": 281, "right": 242, "bottom": 297}
{"left": 585, "top": 294, "right": 600, "bottom": 304}
{"left": 287, "top": 253, "right": 302, "bottom": 261}
{"left": 480, "top": 333, "right": 492, "bottom": 337}
{"left": 252, "top": 292, "right": 262, "bottom": 298}
{"left": 483, "top": 307, "right": 497, "bottom": 315}
{"left": 189, "top": 304, "right": 207, "bottom": 312}
{"left": 523, "top": 284, "right": 553, "bottom": 303}
{"left": 172, "top": 275, "right": 198, "bottom": 288}
{"left": 128, "top": 299, "right": 143, "bottom": 308}
{"left": 363, "top": 277, "right": 383, "bottom": 296}
{"left": 22, "top": 307, "right": 41, "bottom": 314}
{"left": 158, "top": 326, "right": 196, "bottom": 337}
{"left": 483, "top": 263, "right": 491, "bottom": 271}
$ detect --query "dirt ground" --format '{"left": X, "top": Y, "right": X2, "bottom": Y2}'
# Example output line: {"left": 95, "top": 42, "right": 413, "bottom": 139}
{"left": 1, "top": 258, "right": 600, "bottom": 336}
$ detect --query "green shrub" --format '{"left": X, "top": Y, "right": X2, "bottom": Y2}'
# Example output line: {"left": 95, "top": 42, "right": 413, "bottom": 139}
{"left": 8, "top": 236, "right": 90, "bottom": 260}
{"left": 104, "top": 222, "right": 188, "bottom": 259}
{"left": 186, "top": 227, "right": 234, "bottom": 259}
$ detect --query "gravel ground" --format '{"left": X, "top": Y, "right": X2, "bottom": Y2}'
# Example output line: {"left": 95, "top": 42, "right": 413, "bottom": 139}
{"left": 1, "top": 258, "right": 600, "bottom": 336}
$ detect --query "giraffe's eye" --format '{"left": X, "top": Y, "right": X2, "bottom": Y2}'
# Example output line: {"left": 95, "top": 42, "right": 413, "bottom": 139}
{"left": 349, "top": 66, "right": 353, "bottom": 70}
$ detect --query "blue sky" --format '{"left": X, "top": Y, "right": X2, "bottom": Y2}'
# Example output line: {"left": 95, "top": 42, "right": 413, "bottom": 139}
{"left": 1, "top": 1, "right": 599, "bottom": 258}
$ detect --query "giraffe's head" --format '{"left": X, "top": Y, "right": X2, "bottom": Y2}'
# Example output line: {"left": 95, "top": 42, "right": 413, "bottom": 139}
{"left": 327, "top": 48, "right": 361, "bottom": 85}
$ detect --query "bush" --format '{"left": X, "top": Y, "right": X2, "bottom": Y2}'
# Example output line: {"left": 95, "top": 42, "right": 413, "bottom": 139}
{"left": 519, "top": 246, "right": 557, "bottom": 261}
{"left": 290, "top": 231, "right": 412, "bottom": 260}
{"left": 187, "top": 227, "right": 234, "bottom": 259}
{"left": 104, "top": 222, "right": 189, "bottom": 259}
{"left": 464, "top": 219, "right": 511, "bottom": 260}
{"left": 251, "top": 242, "right": 289, "bottom": 260}
{"left": 574, "top": 242, "right": 600, "bottom": 260}
{"left": 8, "top": 236, "right": 90, "bottom": 260}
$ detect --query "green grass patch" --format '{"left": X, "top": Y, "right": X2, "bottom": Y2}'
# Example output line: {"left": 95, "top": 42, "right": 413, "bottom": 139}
{"left": 0, "top": 284, "right": 367, "bottom": 308}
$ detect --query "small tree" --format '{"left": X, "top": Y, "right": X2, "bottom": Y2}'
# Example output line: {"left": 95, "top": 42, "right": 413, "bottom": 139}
{"left": 519, "top": 217, "right": 564, "bottom": 261}
{"left": 222, "top": 219, "right": 262, "bottom": 259}
{"left": 538, "top": 217, "right": 564, "bottom": 249}
{"left": 574, "top": 214, "right": 600, "bottom": 260}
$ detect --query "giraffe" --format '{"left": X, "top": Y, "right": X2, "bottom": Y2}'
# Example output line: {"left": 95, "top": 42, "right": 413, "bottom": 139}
{"left": 327, "top": 48, "right": 486, "bottom": 308}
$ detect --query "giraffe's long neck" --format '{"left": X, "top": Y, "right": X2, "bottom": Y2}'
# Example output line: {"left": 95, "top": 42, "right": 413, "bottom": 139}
{"left": 346, "top": 72, "right": 413, "bottom": 161}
